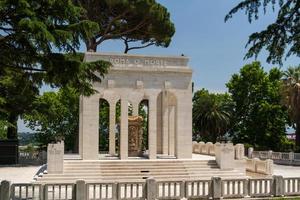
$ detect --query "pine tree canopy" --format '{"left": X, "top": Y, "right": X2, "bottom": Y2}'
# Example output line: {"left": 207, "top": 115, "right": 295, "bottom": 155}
{"left": 0, "top": 0, "right": 110, "bottom": 94}
{"left": 0, "top": 0, "right": 111, "bottom": 138}
{"left": 225, "top": 0, "right": 300, "bottom": 65}
{"left": 74, "top": 0, "right": 175, "bottom": 52}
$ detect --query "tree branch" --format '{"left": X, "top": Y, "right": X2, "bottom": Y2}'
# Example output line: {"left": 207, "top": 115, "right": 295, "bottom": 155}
{"left": 96, "top": 18, "right": 148, "bottom": 45}
{"left": 125, "top": 42, "right": 155, "bottom": 53}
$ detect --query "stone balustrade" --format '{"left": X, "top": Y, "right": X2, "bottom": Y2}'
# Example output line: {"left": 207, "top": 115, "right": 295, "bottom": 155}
{"left": 248, "top": 148, "right": 300, "bottom": 166}
{"left": 192, "top": 141, "right": 245, "bottom": 160}
{"left": 246, "top": 158, "right": 273, "bottom": 175}
{"left": 1, "top": 176, "right": 300, "bottom": 200}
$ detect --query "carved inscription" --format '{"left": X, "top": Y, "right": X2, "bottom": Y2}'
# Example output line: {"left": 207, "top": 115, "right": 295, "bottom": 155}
{"left": 109, "top": 58, "right": 167, "bottom": 67}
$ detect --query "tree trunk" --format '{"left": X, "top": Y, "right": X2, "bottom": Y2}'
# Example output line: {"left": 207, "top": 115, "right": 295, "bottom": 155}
{"left": 85, "top": 37, "right": 97, "bottom": 52}
{"left": 296, "top": 122, "right": 300, "bottom": 150}
{"left": 7, "top": 114, "right": 18, "bottom": 139}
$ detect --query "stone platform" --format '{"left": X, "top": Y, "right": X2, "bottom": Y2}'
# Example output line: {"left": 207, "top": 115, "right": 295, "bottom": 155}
{"left": 36, "top": 155, "right": 247, "bottom": 183}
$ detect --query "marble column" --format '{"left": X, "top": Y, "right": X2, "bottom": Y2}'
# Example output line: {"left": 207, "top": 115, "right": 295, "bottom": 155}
{"left": 132, "top": 102, "right": 139, "bottom": 116}
{"left": 168, "top": 105, "right": 175, "bottom": 156}
{"left": 162, "top": 91, "right": 169, "bottom": 155}
{"left": 148, "top": 96, "right": 157, "bottom": 159}
{"left": 109, "top": 101, "right": 116, "bottom": 155}
{"left": 120, "top": 98, "right": 128, "bottom": 159}
{"left": 79, "top": 95, "right": 99, "bottom": 160}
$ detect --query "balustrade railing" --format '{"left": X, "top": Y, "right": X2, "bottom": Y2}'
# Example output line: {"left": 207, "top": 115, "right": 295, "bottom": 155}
{"left": 192, "top": 141, "right": 245, "bottom": 160}
{"left": 1, "top": 176, "right": 300, "bottom": 200}
{"left": 87, "top": 182, "right": 116, "bottom": 200}
{"left": 249, "top": 150, "right": 300, "bottom": 165}
{"left": 44, "top": 183, "right": 75, "bottom": 200}
{"left": 185, "top": 179, "right": 211, "bottom": 199}
{"left": 221, "top": 179, "right": 246, "bottom": 198}
{"left": 11, "top": 183, "right": 42, "bottom": 200}
{"left": 284, "top": 177, "right": 300, "bottom": 196}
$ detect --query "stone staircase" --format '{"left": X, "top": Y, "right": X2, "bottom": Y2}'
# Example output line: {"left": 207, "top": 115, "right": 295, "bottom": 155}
{"left": 36, "top": 159, "right": 247, "bottom": 183}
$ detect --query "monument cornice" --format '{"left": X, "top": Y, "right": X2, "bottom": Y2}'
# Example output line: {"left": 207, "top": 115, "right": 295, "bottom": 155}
{"left": 84, "top": 52, "right": 191, "bottom": 70}
{"left": 109, "top": 66, "right": 193, "bottom": 74}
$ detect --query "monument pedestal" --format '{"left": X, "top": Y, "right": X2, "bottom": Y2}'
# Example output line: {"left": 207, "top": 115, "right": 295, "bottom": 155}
{"left": 128, "top": 116, "right": 143, "bottom": 157}
{"left": 47, "top": 141, "right": 64, "bottom": 174}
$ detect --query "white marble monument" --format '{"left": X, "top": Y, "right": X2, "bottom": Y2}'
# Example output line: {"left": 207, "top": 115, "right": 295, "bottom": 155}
{"left": 79, "top": 52, "right": 193, "bottom": 160}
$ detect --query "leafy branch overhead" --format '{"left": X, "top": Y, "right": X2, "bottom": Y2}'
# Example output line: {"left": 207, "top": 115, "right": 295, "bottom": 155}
{"left": 74, "top": 0, "right": 175, "bottom": 52}
{"left": 225, "top": 0, "right": 300, "bottom": 64}
{"left": 0, "top": 0, "right": 111, "bottom": 139}
{"left": 0, "top": 0, "right": 110, "bottom": 92}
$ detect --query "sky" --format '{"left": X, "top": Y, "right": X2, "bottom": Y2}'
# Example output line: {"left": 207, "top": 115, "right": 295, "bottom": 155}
{"left": 18, "top": 1, "right": 300, "bottom": 132}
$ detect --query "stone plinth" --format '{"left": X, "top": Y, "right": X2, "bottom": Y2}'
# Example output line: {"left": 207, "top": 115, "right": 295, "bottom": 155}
{"left": 234, "top": 144, "right": 245, "bottom": 160}
{"left": 215, "top": 143, "right": 234, "bottom": 170}
{"left": 128, "top": 116, "right": 143, "bottom": 157}
{"left": 47, "top": 141, "right": 64, "bottom": 174}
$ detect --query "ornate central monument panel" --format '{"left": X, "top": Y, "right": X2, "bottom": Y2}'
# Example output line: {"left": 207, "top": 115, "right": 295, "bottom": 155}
{"left": 79, "top": 52, "right": 193, "bottom": 160}
{"left": 128, "top": 116, "right": 143, "bottom": 157}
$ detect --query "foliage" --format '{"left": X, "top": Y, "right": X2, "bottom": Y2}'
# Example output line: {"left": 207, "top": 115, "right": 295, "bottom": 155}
{"left": 139, "top": 100, "right": 149, "bottom": 150}
{"left": 24, "top": 87, "right": 79, "bottom": 152}
{"left": 0, "top": 0, "right": 109, "bottom": 91}
{"left": 226, "top": 62, "right": 289, "bottom": 151}
{"left": 193, "top": 89, "right": 234, "bottom": 143}
{"left": 0, "top": 67, "right": 39, "bottom": 139}
{"left": 99, "top": 99, "right": 109, "bottom": 152}
{"left": 282, "top": 66, "right": 300, "bottom": 149}
{"left": 0, "top": 120, "right": 8, "bottom": 139}
{"left": 0, "top": 0, "right": 111, "bottom": 138}
{"left": 74, "top": 0, "right": 175, "bottom": 52}
{"left": 225, "top": 0, "right": 300, "bottom": 65}
{"left": 18, "top": 132, "right": 37, "bottom": 146}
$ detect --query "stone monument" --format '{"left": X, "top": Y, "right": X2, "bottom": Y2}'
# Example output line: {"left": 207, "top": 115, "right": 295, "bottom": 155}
{"left": 79, "top": 52, "right": 193, "bottom": 160}
{"left": 128, "top": 116, "right": 143, "bottom": 157}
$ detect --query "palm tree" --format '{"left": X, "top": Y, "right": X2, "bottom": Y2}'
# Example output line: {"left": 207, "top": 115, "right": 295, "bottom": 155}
{"left": 193, "top": 89, "right": 232, "bottom": 143}
{"left": 282, "top": 66, "right": 300, "bottom": 149}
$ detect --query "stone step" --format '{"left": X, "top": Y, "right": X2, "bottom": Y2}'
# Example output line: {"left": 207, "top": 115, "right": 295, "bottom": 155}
{"left": 36, "top": 174, "right": 247, "bottom": 183}
{"left": 41, "top": 169, "right": 245, "bottom": 177}
{"left": 63, "top": 160, "right": 216, "bottom": 165}
{"left": 63, "top": 162, "right": 217, "bottom": 167}
{"left": 38, "top": 159, "right": 247, "bottom": 184}
{"left": 64, "top": 165, "right": 218, "bottom": 170}
{"left": 38, "top": 174, "right": 246, "bottom": 181}
{"left": 64, "top": 168, "right": 220, "bottom": 174}
{"left": 42, "top": 172, "right": 244, "bottom": 179}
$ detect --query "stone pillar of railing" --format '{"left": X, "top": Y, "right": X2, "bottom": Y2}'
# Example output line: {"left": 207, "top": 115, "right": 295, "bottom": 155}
{"left": 248, "top": 147, "right": 254, "bottom": 158}
{"left": 268, "top": 150, "right": 273, "bottom": 159}
{"left": 0, "top": 180, "right": 10, "bottom": 200}
{"left": 235, "top": 144, "right": 245, "bottom": 160}
{"left": 273, "top": 175, "right": 284, "bottom": 197}
{"left": 206, "top": 142, "right": 214, "bottom": 155}
{"left": 47, "top": 141, "right": 64, "bottom": 174}
{"left": 215, "top": 143, "right": 234, "bottom": 170}
{"left": 212, "top": 177, "right": 222, "bottom": 200}
{"left": 192, "top": 141, "right": 197, "bottom": 153}
{"left": 76, "top": 180, "right": 86, "bottom": 200}
{"left": 289, "top": 152, "right": 294, "bottom": 161}
{"left": 199, "top": 142, "right": 205, "bottom": 154}
{"left": 146, "top": 177, "right": 157, "bottom": 200}
{"left": 195, "top": 142, "right": 200, "bottom": 153}
{"left": 265, "top": 159, "right": 274, "bottom": 175}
